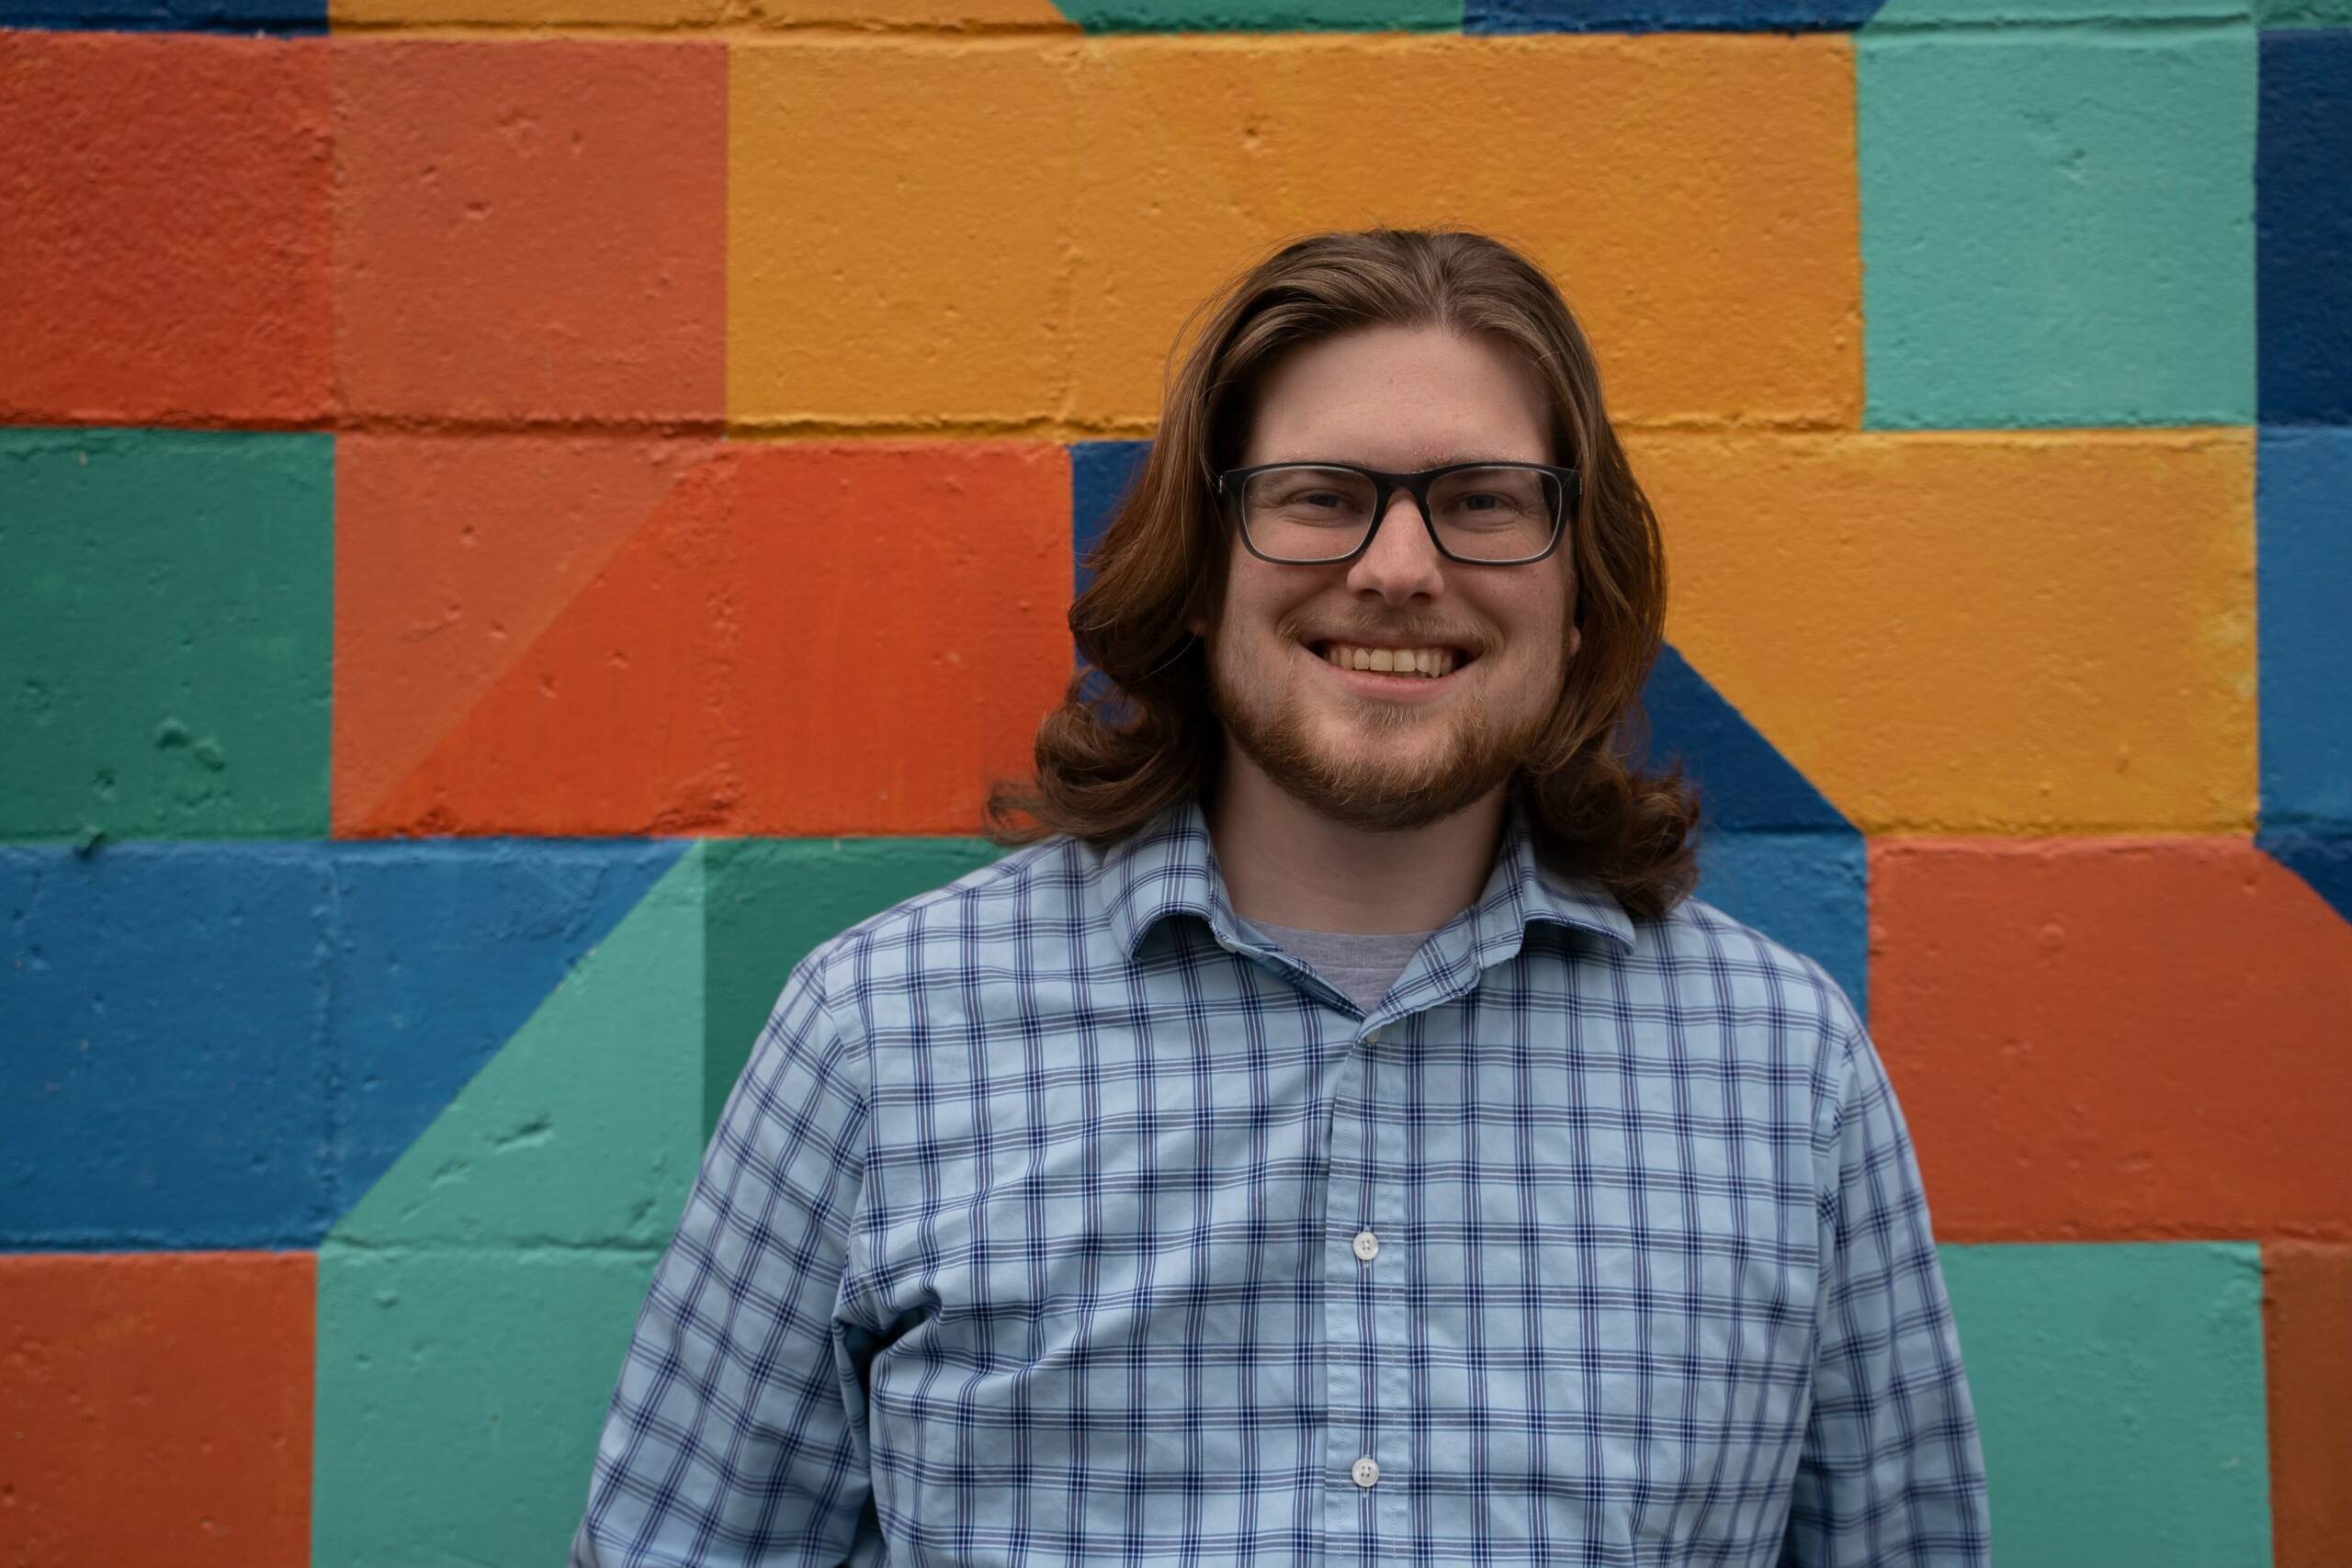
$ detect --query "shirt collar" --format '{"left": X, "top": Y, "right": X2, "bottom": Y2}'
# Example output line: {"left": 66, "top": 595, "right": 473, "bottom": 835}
{"left": 1101, "top": 795, "right": 1636, "bottom": 964}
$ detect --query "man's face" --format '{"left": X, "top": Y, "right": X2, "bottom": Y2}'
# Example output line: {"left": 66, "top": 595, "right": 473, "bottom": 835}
{"left": 1202, "top": 322, "right": 1579, "bottom": 831}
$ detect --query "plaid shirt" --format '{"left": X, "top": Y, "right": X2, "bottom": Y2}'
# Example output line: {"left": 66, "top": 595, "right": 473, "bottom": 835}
{"left": 573, "top": 801, "right": 1989, "bottom": 1566}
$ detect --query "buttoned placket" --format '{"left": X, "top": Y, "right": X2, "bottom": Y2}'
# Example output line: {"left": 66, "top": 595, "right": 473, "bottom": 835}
{"left": 1318, "top": 1007, "right": 1419, "bottom": 1562}
{"left": 1213, "top": 910, "right": 1517, "bottom": 1563}
{"left": 1366, "top": 1018, "right": 1414, "bottom": 1540}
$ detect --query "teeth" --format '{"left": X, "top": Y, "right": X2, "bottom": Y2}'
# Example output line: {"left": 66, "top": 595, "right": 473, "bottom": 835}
{"left": 1320, "top": 643, "right": 1459, "bottom": 679}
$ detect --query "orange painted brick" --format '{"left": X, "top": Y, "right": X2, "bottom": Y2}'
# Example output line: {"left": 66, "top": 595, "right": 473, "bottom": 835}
{"left": 0, "top": 34, "right": 330, "bottom": 427}
{"left": 1869, "top": 838, "right": 2352, "bottom": 1242}
{"left": 334, "top": 433, "right": 719, "bottom": 833}
{"left": 351, "top": 441, "right": 1073, "bottom": 838}
{"left": 730, "top": 40, "right": 1080, "bottom": 432}
{"left": 2266, "top": 1243, "right": 2352, "bottom": 1568}
{"left": 335, "top": 0, "right": 727, "bottom": 24}
{"left": 0, "top": 1251, "right": 314, "bottom": 1568}
{"left": 1635, "top": 428, "right": 2255, "bottom": 834}
{"left": 749, "top": 0, "right": 1072, "bottom": 21}
{"left": 1069, "top": 35, "right": 1860, "bottom": 432}
{"left": 334, "top": 39, "right": 726, "bottom": 425}
{"left": 729, "top": 35, "right": 1859, "bottom": 433}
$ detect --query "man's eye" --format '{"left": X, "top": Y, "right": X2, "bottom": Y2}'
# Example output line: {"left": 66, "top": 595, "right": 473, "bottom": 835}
{"left": 1268, "top": 488, "right": 1354, "bottom": 510}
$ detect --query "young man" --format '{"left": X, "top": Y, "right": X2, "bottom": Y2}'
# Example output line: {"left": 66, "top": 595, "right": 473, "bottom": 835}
{"left": 572, "top": 229, "right": 1991, "bottom": 1566}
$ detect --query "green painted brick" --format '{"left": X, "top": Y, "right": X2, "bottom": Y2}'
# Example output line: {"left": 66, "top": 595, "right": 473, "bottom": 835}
{"left": 1859, "top": 26, "right": 2256, "bottom": 428}
{"left": 0, "top": 428, "right": 334, "bottom": 842}
{"left": 333, "top": 844, "right": 706, "bottom": 1249}
{"left": 703, "top": 836, "right": 1007, "bottom": 1135}
{"left": 1939, "top": 1241, "right": 2273, "bottom": 1568}
{"left": 312, "top": 1243, "right": 660, "bottom": 1568}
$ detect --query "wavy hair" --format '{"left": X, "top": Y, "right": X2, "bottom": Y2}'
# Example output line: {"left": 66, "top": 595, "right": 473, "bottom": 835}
{"left": 987, "top": 228, "right": 1702, "bottom": 920}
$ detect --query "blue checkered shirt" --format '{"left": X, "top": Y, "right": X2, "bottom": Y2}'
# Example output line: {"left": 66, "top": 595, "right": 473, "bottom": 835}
{"left": 572, "top": 801, "right": 1990, "bottom": 1566}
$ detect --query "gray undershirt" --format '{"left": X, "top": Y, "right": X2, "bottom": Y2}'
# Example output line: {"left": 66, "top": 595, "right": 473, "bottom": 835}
{"left": 1239, "top": 918, "right": 1439, "bottom": 1016}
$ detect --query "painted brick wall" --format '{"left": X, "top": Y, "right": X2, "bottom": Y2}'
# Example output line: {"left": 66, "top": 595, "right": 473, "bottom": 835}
{"left": 2, "top": 1, "right": 2346, "bottom": 1563}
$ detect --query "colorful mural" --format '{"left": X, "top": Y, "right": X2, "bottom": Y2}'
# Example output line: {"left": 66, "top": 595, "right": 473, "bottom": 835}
{"left": 2, "top": 3, "right": 2346, "bottom": 1564}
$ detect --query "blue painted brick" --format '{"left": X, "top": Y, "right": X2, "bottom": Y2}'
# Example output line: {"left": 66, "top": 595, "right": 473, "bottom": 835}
{"left": 0, "top": 838, "right": 684, "bottom": 1249}
{"left": 1071, "top": 440, "right": 1154, "bottom": 600}
{"left": 1635, "top": 645, "right": 1866, "bottom": 1011}
{"left": 0, "top": 0, "right": 324, "bottom": 30}
{"left": 2257, "top": 427, "right": 2352, "bottom": 830}
{"left": 0, "top": 842, "right": 334, "bottom": 1248}
{"left": 1694, "top": 830, "right": 1870, "bottom": 1017}
{"left": 2259, "top": 30, "right": 2352, "bottom": 424}
{"left": 1637, "top": 643, "right": 1850, "bottom": 833}
{"left": 327, "top": 839, "right": 685, "bottom": 1223}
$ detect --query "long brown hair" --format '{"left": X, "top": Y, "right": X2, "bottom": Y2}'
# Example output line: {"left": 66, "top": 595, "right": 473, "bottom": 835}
{"left": 987, "top": 228, "right": 1702, "bottom": 921}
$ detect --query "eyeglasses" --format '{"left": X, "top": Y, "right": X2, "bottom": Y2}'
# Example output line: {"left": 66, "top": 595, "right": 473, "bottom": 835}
{"left": 1214, "top": 460, "right": 1579, "bottom": 566}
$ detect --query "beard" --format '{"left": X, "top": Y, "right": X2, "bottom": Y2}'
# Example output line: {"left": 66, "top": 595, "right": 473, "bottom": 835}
{"left": 1207, "top": 635, "right": 1549, "bottom": 833}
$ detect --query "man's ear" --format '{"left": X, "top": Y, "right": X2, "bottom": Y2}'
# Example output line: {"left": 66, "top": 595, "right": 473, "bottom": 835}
{"left": 1568, "top": 624, "right": 1584, "bottom": 659}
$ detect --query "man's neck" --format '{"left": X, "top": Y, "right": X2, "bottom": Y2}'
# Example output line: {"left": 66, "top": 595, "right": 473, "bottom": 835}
{"left": 1204, "top": 752, "right": 1508, "bottom": 935}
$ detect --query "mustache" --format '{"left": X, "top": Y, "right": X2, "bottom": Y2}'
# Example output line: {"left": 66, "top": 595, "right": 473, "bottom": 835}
{"left": 1278, "top": 613, "right": 1491, "bottom": 649}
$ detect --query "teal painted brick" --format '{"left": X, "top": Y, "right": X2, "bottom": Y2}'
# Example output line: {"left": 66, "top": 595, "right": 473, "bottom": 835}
{"left": 2262, "top": 0, "right": 2352, "bottom": 23}
{"left": 704, "top": 836, "right": 1006, "bottom": 1136}
{"left": 332, "top": 845, "right": 705, "bottom": 1250}
{"left": 1939, "top": 1241, "right": 2273, "bottom": 1568}
{"left": 1860, "top": 25, "right": 2256, "bottom": 428}
{"left": 1871, "top": 0, "right": 2249, "bottom": 19}
{"left": 0, "top": 427, "right": 334, "bottom": 841}
{"left": 312, "top": 1244, "right": 659, "bottom": 1568}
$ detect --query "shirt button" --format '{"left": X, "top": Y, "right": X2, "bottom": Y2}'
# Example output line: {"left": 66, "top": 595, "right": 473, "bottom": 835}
{"left": 1351, "top": 1456, "right": 1381, "bottom": 1488}
{"left": 1364, "top": 1027, "right": 1386, "bottom": 1045}
{"left": 1351, "top": 1229, "right": 1381, "bottom": 1262}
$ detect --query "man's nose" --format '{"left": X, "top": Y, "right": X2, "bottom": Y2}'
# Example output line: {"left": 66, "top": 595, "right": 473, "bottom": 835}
{"left": 1345, "top": 491, "right": 1445, "bottom": 604}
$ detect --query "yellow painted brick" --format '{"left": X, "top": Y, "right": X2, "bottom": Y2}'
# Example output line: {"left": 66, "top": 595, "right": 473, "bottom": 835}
{"left": 728, "top": 35, "right": 1861, "bottom": 433}
{"left": 334, "top": 0, "right": 729, "bottom": 26}
{"left": 1070, "top": 34, "right": 1861, "bottom": 431}
{"left": 1634, "top": 427, "right": 2258, "bottom": 835}
{"left": 746, "top": 0, "right": 1074, "bottom": 24}
{"left": 730, "top": 39, "right": 1080, "bottom": 429}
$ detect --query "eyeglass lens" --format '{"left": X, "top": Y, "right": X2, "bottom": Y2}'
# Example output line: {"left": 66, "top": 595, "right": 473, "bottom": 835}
{"left": 1237, "top": 467, "right": 1560, "bottom": 563}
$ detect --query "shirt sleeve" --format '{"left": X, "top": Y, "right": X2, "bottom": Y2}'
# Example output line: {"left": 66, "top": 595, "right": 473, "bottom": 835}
{"left": 571, "top": 951, "right": 880, "bottom": 1568}
{"left": 1780, "top": 1014, "right": 1993, "bottom": 1567}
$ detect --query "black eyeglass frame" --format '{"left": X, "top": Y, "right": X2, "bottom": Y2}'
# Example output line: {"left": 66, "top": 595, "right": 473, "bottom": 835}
{"left": 1213, "top": 460, "right": 1582, "bottom": 567}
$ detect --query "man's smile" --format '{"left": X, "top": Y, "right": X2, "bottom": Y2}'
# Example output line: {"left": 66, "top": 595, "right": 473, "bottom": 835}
{"left": 1310, "top": 639, "right": 1471, "bottom": 679}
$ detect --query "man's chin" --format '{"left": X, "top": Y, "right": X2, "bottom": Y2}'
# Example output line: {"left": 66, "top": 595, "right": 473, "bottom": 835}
{"left": 1276, "top": 771, "right": 1498, "bottom": 832}
{"left": 1259, "top": 737, "right": 1511, "bottom": 831}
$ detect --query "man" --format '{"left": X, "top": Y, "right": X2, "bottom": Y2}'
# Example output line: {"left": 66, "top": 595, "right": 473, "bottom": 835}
{"left": 572, "top": 228, "right": 1991, "bottom": 1566}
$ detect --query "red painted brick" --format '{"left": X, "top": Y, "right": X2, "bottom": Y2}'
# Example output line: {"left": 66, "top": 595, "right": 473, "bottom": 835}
{"left": 2267, "top": 1242, "right": 2352, "bottom": 1568}
{"left": 350, "top": 441, "right": 1073, "bottom": 837}
{"left": 333, "top": 38, "right": 726, "bottom": 424}
{"left": 1870, "top": 838, "right": 2352, "bottom": 1241}
{"left": 0, "top": 34, "right": 331, "bottom": 426}
{"left": 0, "top": 1251, "right": 314, "bottom": 1568}
{"left": 334, "top": 432, "right": 719, "bottom": 831}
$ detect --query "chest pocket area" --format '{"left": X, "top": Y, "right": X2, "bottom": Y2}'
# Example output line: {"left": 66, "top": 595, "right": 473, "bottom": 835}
{"left": 1508, "top": 1086, "right": 1821, "bottom": 1497}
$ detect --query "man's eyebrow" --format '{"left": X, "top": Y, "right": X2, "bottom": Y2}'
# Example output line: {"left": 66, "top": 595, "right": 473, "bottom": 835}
{"left": 1283, "top": 452, "right": 1504, "bottom": 468}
